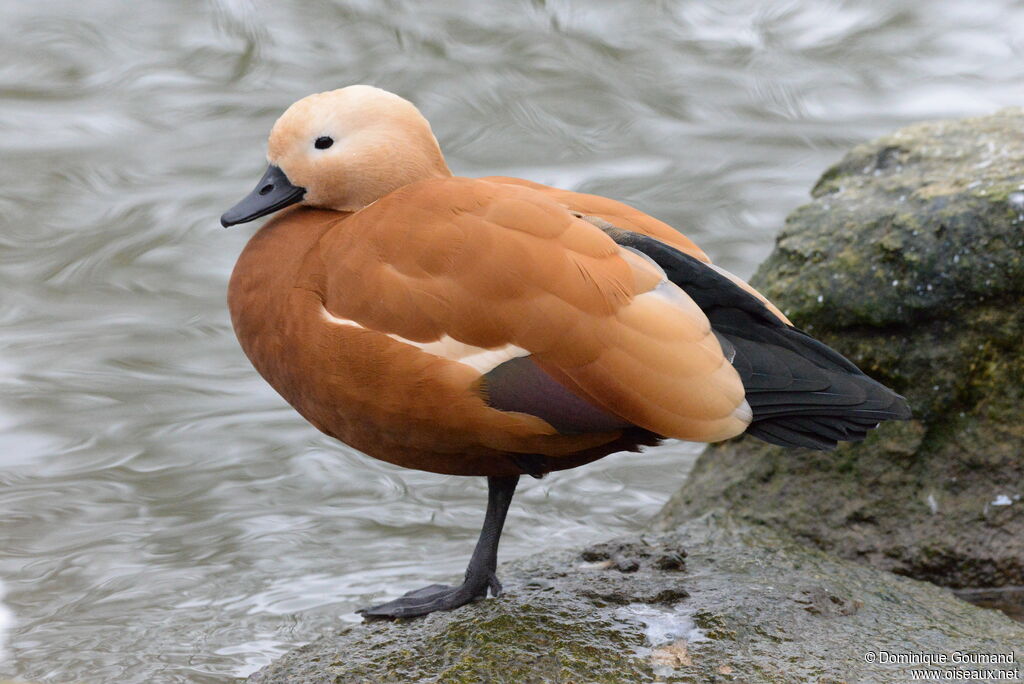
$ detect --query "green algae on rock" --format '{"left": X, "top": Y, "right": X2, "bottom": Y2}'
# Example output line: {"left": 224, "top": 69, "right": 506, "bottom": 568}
{"left": 658, "top": 109, "right": 1024, "bottom": 590}
{"left": 247, "top": 515, "right": 1023, "bottom": 684}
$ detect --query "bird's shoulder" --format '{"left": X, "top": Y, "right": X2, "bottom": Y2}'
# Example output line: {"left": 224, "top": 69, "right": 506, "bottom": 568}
{"left": 324, "top": 176, "right": 628, "bottom": 263}
{"left": 312, "top": 176, "right": 646, "bottom": 346}
{"left": 480, "top": 176, "right": 711, "bottom": 262}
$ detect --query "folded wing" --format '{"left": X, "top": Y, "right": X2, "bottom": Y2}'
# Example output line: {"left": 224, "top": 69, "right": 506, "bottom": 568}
{"left": 315, "top": 177, "right": 751, "bottom": 445}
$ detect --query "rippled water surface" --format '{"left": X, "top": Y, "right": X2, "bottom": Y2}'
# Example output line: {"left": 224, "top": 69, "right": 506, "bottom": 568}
{"left": 2, "top": 0, "right": 1023, "bottom": 681}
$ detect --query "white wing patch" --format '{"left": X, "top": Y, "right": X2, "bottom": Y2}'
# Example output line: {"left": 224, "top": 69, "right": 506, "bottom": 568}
{"left": 320, "top": 309, "right": 367, "bottom": 330}
{"left": 321, "top": 307, "right": 529, "bottom": 374}
{"left": 410, "top": 337, "right": 531, "bottom": 374}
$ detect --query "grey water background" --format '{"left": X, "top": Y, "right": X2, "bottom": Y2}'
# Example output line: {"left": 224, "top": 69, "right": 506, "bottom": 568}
{"left": 1, "top": 0, "right": 1022, "bottom": 681}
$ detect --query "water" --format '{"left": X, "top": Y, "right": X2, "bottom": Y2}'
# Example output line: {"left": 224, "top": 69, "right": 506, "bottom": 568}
{"left": 1, "top": 0, "right": 1022, "bottom": 681}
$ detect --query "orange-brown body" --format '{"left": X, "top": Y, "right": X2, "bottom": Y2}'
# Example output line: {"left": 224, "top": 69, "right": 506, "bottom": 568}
{"left": 228, "top": 177, "right": 762, "bottom": 475}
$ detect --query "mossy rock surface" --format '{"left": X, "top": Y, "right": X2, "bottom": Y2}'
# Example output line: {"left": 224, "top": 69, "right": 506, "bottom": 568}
{"left": 248, "top": 515, "right": 1023, "bottom": 683}
{"left": 658, "top": 109, "right": 1024, "bottom": 589}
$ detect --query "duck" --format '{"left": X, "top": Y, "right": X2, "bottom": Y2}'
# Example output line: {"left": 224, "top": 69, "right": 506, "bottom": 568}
{"left": 220, "top": 85, "right": 911, "bottom": 619}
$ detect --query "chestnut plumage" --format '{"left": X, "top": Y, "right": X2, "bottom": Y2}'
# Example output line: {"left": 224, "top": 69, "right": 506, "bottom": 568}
{"left": 222, "top": 86, "right": 910, "bottom": 618}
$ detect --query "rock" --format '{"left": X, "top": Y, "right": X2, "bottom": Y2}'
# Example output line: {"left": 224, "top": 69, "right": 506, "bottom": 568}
{"left": 247, "top": 515, "right": 1023, "bottom": 684}
{"left": 658, "top": 109, "right": 1024, "bottom": 590}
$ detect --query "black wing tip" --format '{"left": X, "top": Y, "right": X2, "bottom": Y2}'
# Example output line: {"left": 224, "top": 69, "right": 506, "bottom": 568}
{"left": 745, "top": 390, "right": 912, "bottom": 451}
{"left": 891, "top": 393, "right": 913, "bottom": 420}
{"left": 745, "top": 421, "right": 839, "bottom": 450}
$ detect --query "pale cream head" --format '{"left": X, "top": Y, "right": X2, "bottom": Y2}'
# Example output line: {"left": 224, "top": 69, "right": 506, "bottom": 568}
{"left": 267, "top": 85, "right": 452, "bottom": 212}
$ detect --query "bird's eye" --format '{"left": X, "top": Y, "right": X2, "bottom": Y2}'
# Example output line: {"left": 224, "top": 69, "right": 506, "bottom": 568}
{"left": 314, "top": 136, "right": 334, "bottom": 150}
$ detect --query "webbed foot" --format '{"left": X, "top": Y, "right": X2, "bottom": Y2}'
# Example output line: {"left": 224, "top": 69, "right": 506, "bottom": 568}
{"left": 358, "top": 574, "right": 502, "bottom": 620}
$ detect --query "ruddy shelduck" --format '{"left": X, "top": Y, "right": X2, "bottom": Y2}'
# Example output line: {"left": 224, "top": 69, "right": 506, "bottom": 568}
{"left": 221, "top": 85, "right": 910, "bottom": 618}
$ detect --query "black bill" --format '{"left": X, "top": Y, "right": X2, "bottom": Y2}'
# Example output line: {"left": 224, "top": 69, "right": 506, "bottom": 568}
{"left": 221, "top": 165, "right": 306, "bottom": 227}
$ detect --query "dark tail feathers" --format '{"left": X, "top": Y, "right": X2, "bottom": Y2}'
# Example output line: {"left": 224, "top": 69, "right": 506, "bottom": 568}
{"left": 716, "top": 324, "right": 911, "bottom": 450}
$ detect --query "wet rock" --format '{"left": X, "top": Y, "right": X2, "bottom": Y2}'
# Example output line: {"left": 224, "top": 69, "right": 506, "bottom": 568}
{"left": 247, "top": 515, "right": 1023, "bottom": 684}
{"left": 658, "top": 109, "right": 1024, "bottom": 591}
